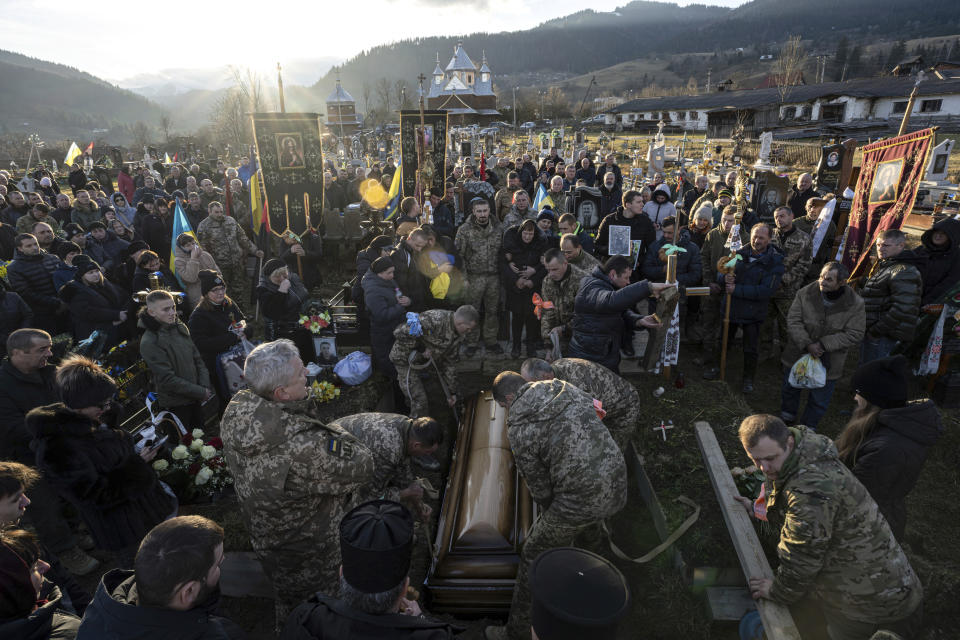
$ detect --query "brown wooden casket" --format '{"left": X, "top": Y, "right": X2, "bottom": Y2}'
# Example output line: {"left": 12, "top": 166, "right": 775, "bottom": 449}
{"left": 424, "top": 391, "right": 537, "bottom": 614}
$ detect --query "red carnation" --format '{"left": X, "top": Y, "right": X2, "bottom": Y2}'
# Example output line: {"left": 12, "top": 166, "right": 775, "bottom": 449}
{"left": 188, "top": 461, "right": 202, "bottom": 475}
{"left": 206, "top": 437, "right": 224, "bottom": 449}
{"left": 181, "top": 433, "right": 193, "bottom": 445}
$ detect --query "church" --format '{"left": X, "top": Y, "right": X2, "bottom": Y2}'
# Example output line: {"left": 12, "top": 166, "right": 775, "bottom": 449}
{"left": 426, "top": 42, "right": 501, "bottom": 126}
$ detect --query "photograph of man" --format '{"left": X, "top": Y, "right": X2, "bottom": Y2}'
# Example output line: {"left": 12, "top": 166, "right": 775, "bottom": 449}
{"left": 316, "top": 337, "right": 338, "bottom": 365}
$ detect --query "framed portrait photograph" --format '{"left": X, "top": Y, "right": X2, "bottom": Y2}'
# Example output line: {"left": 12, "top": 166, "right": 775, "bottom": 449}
{"left": 313, "top": 335, "right": 338, "bottom": 365}
{"left": 609, "top": 225, "right": 632, "bottom": 256}
{"left": 868, "top": 158, "right": 904, "bottom": 204}
{"left": 276, "top": 133, "right": 306, "bottom": 170}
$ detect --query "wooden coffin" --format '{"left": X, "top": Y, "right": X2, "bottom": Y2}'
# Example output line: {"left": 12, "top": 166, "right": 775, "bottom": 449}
{"left": 424, "top": 391, "right": 537, "bottom": 614}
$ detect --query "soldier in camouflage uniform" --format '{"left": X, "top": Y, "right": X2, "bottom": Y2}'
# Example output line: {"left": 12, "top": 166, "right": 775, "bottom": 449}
{"left": 765, "top": 205, "right": 812, "bottom": 358}
{"left": 220, "top": 339, "right": 375, "bottom": 628}
{"left": 494, "top": 173, "right": 520, "bottom": 221}
{"left": 539, "top": 249, "right": 588, "bottom": 352}
{"left": 454, "top": 199, "right": 502, "bottom": 354}
{"left": 520, "top": 356, "right": 639, "bottom": 454}
{"left": 560, "top": 233, "right": 601, "bottom": 272}
{"left": 196, "top": 201, "right": 263, "bottom": 293}
{"left": 389, "top": 306, "right": 478, "bottom": 418}
{"left": 487, "top": 373, "right": 627, "bottom": 640}
{"left": 737, "top": 415, "right": 922, "bottom": 640}
{"left": 328, "top": 413, "right": 443, "bottom": 517}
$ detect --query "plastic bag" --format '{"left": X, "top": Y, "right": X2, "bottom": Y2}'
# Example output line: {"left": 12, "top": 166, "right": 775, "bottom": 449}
{"left": 334, "top": 351, "right": 372, "bottom": 386}
{"left": 788, "top": 354, "right": 827, "bottom": 389}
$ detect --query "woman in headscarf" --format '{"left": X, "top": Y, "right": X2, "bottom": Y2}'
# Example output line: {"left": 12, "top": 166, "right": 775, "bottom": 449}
{"left": 500, "top": 218, "right": 548, "bottom": 359}
{"left": 256, "top": 258, "right": 313, "bottom": 363}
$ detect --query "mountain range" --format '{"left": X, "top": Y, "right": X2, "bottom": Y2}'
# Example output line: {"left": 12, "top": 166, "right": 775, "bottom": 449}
{"left": 1, "top": 0, "right": 958, "bottom": 145}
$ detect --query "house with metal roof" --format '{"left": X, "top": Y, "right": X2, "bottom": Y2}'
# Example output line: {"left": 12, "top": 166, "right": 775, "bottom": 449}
{"left": 426, "top": 42, "right": 500, "bottom": 126}
{"left": 325, "top": 78, "right": 362, "bottom": 135}
{"left": 605, "top": 77, "right": 960, "bottom": 138}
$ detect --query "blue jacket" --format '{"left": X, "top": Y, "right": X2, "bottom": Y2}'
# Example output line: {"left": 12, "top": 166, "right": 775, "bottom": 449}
{"left": 642, "top": 229, "right": 702, "bottom": 289}
{"left": 569, "top": 266, "right": 650, "bottom": 371}
{"left": 717, "top": 245, "right": 784, "bottom": 324}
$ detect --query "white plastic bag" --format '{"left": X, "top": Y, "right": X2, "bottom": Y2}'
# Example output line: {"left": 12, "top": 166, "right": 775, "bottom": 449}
{"left": 788, "top": 354, "right": 827, "bottom": 389}
{"left": 334, "top": 351, "right": 372, "bottom": 386}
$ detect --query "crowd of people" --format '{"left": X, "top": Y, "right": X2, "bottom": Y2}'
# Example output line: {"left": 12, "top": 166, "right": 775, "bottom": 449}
{"left": 0, "top": 145, "right": 954, "bottom": 640}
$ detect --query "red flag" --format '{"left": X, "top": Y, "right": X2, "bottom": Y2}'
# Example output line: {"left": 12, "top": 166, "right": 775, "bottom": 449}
{"left": 479, "top": 152, "right": 486, "bottom": 181}
{"left": 173, "top": 152, "right": 178, "bottom": 162}
{"left": 84, "top": 142, "right": 94, "bottom": 153}
{"left": 224, "top": 180, "right": 234, "bottom": 217}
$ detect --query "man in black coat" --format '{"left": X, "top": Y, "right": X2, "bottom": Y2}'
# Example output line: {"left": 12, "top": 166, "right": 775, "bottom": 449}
{"left": 569, "top": 256, "right": 670, "bottom": 373}
{"left": 77, "top": 515, "right": 246, "bottom": 640}
{"left": 6, "top": 233, "right": 64, "bottom": 334}
{"left": 917, "top": 217, "right": 960, "bottom": 305}
{"left": 786, "top": 173, "right": 817, "bottom": 218}
{"left": 595, "top": 153, "right": 623, "bottom": 191}
{"left": 361, "top": 257, "right": 411, "bottom": 377}
{"left": 281, "top": 500, "right": 462, "bottom": 640}
{"left": 389, "top": 229, "right": 429, "bottom": 312}
{"left": 280, "top": 230, "right": 323, "bottom": 291}
{"left": 0, "top": 329, "right": 97, "bottom": 575}
{"left": 595, "top": 189, "right": 657, "bottom": 269}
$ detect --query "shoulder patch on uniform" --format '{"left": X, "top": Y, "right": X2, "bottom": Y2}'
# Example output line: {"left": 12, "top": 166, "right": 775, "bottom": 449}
{"left": 326, "top": 437, "right": 355, "bottom": 459}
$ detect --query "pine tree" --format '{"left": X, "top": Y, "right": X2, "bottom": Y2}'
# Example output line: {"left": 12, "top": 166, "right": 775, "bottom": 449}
{"left": 834, "top": 36, "right": 849, "bottom": 81}
{"left": 886, "top": 39, "right": 907, "bottom": 72}
{"left": 847, "top": 44, "right": 863, "bottom": 78}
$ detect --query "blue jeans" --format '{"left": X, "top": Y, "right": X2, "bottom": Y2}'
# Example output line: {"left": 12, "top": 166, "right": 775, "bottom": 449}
{"left": 859, "top": 335, "right": 898, "bottom": 364}
{"left": 780, "top": 368, "right": 837, "bottom": 429}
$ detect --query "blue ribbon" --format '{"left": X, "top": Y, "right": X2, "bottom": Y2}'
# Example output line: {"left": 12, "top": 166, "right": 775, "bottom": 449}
{"left": 406, "top": 312, "right": 423, "bottom": 337}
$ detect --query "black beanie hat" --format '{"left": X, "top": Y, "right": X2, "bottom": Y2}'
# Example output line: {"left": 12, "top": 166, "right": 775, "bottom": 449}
{"left": 124, "top": 240, "right": 149, "bottom": 258}
{"left": 851, "top": 355, "right": 909, "bottom": 409}
{"left": 199, "top": 270, "right": 225, "bottom": 296}
{"left": 339, "top": 500, "right": 413, "bottom": 593}
{"left": 56, "top": 241, "right": 82, "bottom": 261}
{"left": 261, "top": 258, "right": 286, "bottom": 277}
{"left": 0, "top": 541, "right": 36, "bottom": 619}
{"left": 371, "top": 256, "right": 394, "bottom": 274}
{"left": 530, "top": 548, "right": 630, "bottom": 640}
{"left": 74, "top": 257, "right": 101, "bottom": 279}
{"left": 368, "top": 235, "right": 393, "bottom": 251}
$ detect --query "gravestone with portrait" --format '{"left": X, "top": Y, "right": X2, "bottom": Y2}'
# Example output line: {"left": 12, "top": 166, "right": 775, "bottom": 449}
{"left": 571, "top": 185, "right": 603, "bottom": 230}
{"left": 815, "top": 139, "right": 857, "bottom": 195}
{"left": 575, "top": 129, "right": 586, "bottom": 145}
{"left": 924, "top": 139, "right": 955, "bottom": 184}
{"left": 751, "top": 171, "right": 791, "bottom": 224}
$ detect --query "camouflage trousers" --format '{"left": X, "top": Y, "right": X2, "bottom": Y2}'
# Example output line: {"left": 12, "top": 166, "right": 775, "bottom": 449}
{"left": 262, "top": 543, "right": 341, "bottom": 632}
{"left": 465, "top": 273, "right": 500, "bottom": 345}
{"left": 219, "top": 261, "right": 248, "bottom": 298}
{"left": 395, "top": 364, "right": 430, "bottom": 418}
{"left": 606, "top": 403, "right": 640, "bottom": 456}
{"left": 506, "top": 511, "right": 599, "bottom": 640}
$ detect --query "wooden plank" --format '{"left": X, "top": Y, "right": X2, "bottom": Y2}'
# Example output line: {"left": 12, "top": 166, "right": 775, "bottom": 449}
{"left": 705, "top": 586, "right": 757, "bottom": 622}
{"left": 630, "top": 447, "right": 684, "bottom": 572}
{"left": 694, "top": 422, "right": 801, "bottom": 640}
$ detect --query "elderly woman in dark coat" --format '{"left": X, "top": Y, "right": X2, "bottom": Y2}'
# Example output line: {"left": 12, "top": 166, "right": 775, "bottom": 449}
{"left": 256, "top": 258, "right": 313, "bottom": 364}
{"left": 351, "top": 235, "right": 394, "bottom": 310}
{"left": 500, "top": 219, "right": 548, "bottom": 359}
{"left": 27, "top": 356, "right": 174, "bottom": 566}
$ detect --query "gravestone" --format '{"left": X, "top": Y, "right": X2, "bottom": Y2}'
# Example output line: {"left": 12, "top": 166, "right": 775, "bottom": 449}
{"left": 754, "top": 131, "right": 774, "bottom": 170}
{"left": 752, "top": 171, "right": 791, "bottom": 224}
{"left": 924, "top": 139, "right": 955, "bottom": 184}
{"left": 571, "top": 185, "right": 602, "bottom": 230}
{"left": 815, "top": 139, "right": 857, "bottom": 194}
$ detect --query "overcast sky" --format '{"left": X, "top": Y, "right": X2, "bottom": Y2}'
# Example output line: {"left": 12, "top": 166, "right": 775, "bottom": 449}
{"left": 3, "top": 0, "right": 748, "bottom": 81}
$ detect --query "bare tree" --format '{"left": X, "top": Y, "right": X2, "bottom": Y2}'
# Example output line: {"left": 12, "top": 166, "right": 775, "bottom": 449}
{"left": 131, "top": 121, "right": 151, "bottom": 150}
{"left": 544, "top": 87, "right": 571, "bottom": 119}
{"left": 362, "top": 82, "right": 372, "bottom": 117}
{"left": 210, "top": 89, "right": 246, "bottom": 149}
{"left": 375, "top": 77, "right": 392, "bottom": 114}
{"left": 773, "top": 35, "right": 806, "bottom": 104}
{"left": 158, "top": 109, "right": 173, "bottom": 143}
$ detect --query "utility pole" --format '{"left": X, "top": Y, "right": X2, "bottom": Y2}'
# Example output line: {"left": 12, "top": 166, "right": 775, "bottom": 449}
{"left": 513, "top": 86, "right": 517, "bottom": 129}
{"left": 277, "top": 62, "right": 285, "bottom": 112}
{"left": 706, "top": 68, "right": 712, "bottom": 93}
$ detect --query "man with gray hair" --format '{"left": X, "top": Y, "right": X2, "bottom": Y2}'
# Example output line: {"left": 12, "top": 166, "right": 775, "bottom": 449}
{"left": 221, "top": 338, "right": 375, "bottom": 629}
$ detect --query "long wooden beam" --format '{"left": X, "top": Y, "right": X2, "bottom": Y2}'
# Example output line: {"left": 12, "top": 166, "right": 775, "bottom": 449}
{"left": 694, "top": 422, "right": 801, "bottom": 640}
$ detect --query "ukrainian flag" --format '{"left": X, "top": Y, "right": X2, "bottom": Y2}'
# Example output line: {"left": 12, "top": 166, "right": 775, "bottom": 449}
{"left": 170, "top": 198, "right": 196, "bottom": 288}
{"left": 383, "top": 167, "right": 402, "bottom": 220}
{"left": 532, "top": 184, "right": 554, "bottom": 211}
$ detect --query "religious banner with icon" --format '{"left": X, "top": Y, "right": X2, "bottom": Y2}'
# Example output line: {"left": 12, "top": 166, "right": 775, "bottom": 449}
{"left": 839, "top": 128, "right": 934, "bottom": 277}
{"left": 251, "top": 112, "right": 324, "bottom": 236}
{"left": 399, "top": 110, "right": 448, "bottom": 199}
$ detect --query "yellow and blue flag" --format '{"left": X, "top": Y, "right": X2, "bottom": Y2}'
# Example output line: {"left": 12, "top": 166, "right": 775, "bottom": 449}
{"left": 532, "top": 184, "right": 554, "bottom": 211}
{"left": 170, "top": 198, "right": 196, "bottom": 288}
{"left": 64, "top": 142, "right": 82, "bottom": 167}
{"left": 383, "top": 167, "right": 402, "bottom": 220}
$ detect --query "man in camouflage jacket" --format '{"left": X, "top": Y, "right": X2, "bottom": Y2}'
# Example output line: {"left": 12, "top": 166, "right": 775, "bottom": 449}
{"left": 389, "top": 306, "right": 478, "bottom": 418}
{"left": 196, "top": 201, "right": 262, "bottom": 292}
{"left": 454, "top": 199, "right": 502, "bottom": 352}
{"left": 738, "top": 416, "right": 922, "bottom": 639}
{"left": 539, "top": 250, "right": 588, "bottom": 350}
{"left": 488, "top": 374, "right": 627, "bottom": 640}
{"left": 520, "top": 356, "right": 639, "bottom": 454}
{"left": 329, "top": 413, "right": 442, "bottom": 517}
{"left": 766, "top": 205, "right": 812, "bottom": 356}
{"left": 695, "top": 207, "right": 748, "bottom": 360}
{"left": 220, "top": 340, "right": 375, "bottom": 628}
